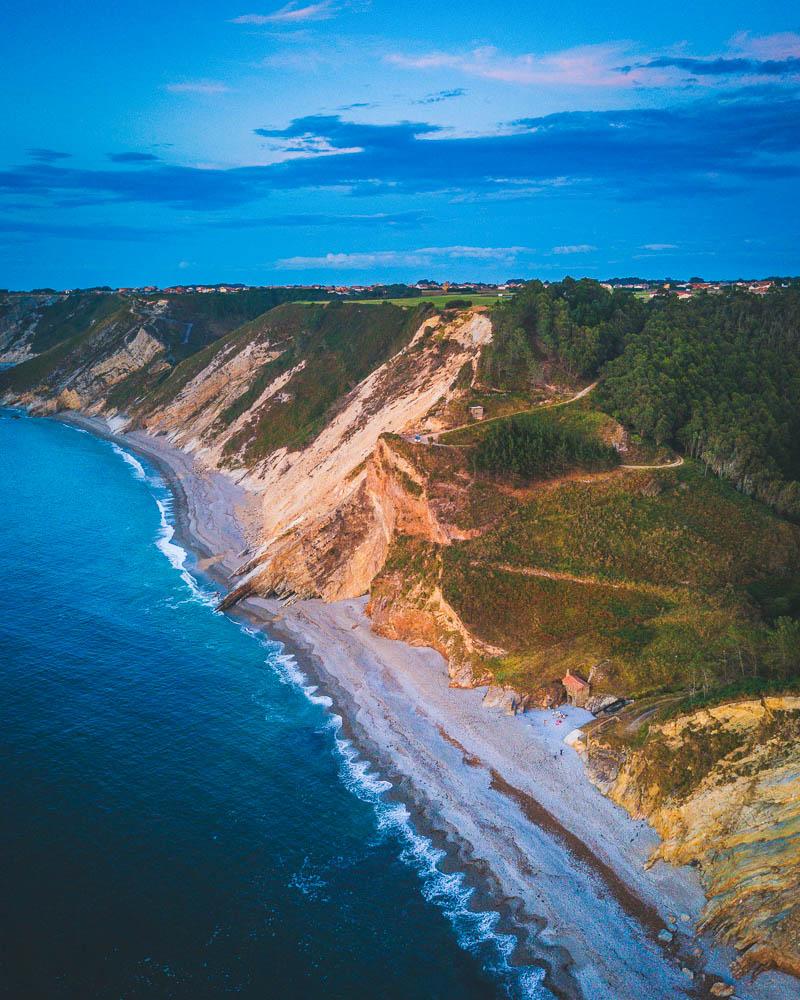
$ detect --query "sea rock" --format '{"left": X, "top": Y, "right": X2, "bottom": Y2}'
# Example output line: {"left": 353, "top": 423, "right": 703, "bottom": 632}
{"left": 709, "top": 984, "right": 734, "bottom": 997}
{"left": 657, "top": 929, "right": 673, "bottom": 944}
{"left": 564, "top": 728, "right": 587, "bottom": 751}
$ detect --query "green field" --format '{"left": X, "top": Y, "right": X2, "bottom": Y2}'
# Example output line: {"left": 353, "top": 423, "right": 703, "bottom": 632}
{"left": 358, "top": 294, "right": 504, "bottom": 307}
{"left": 292, "top": 294, "right": 506, "bottom": 308}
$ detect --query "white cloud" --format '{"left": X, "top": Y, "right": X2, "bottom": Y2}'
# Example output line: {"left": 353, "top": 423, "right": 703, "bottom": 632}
{"left": 277, "top": 245, "right": 530, "bottom": 269}
{"left": 640, "top": 243, "right": 678, "bottom": 251}
{"left": 166, "top": 80, "right": 231, "bottom": 94}
{"left": 387, "top": 43, "right": 635, "bottom": 88}
{"left": 387, "top": 33, "right": 800, "bottom": 92}
{"left": 552, "top": 244, "right": 597, "bottom": 254}
{"left": 231, "top": 1, "right": 367, "bottom": 24}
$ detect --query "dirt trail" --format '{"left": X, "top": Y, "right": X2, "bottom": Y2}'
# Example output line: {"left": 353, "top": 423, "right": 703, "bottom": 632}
{"left": 476, "top": 561, "right": 679, "bottom": 599}
{"left": 427, "top": 380, "right": 600, "bottom": 442}
{"left": 622, "top": 456, "right": 684, "bottom": 471}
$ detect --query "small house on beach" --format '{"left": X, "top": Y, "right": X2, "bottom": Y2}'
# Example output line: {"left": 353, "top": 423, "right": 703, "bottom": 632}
{"left": 562, "top": 670, "right": 591, "bottom": 708}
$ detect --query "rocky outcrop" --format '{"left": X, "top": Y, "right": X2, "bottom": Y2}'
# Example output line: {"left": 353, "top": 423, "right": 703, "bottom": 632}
{"left": 81, "top": 327, "right": 165, "bottom": 394}
{"left": 482, "top": 684, "right": 533, "bottom": 714}
{"left": 585, "top": 697, "right": 800, "bottom": 980}
{"left": 369, "top": 578, "right": 498, "bottom": 688}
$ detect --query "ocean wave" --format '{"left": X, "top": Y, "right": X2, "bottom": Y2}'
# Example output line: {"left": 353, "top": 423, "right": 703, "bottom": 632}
{"left": 266, "top": 646, "right": 549, "bottom": 1000}
{"left": 110, "top": 442, "right": 147, "bottom": 481}
{"left": 143, "top": 483, "right": 548, "bottom": 996}
{"left": 154, "top": 497, "right": 218, "bottom": 609}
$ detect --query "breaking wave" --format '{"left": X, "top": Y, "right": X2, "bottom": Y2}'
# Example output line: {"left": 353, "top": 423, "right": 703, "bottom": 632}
{"left": 110, "top": 442, "right": 147, "bottom": 481}
{"left": 126, "top": 446, "right": 549, "bottom": 999}
{"left": 154, "top": 496, "right": 218, "bottom": 609}
{"left": 266, "top": 645, "right": 550, "bottom": 1000}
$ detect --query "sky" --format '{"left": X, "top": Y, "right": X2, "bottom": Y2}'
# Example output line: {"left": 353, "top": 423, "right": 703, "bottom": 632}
{"left": 2, "top": 1, "right": 799, "bottom": 288}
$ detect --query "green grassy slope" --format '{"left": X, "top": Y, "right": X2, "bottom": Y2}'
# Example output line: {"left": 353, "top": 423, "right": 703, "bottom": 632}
{"left": 219, "top": 301, "right": 431, "bottom": 462}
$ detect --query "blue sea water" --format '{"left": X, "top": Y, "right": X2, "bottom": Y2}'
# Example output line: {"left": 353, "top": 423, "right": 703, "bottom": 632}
{"left": 0, "top": 411, "right": 543, "bottom": 1000}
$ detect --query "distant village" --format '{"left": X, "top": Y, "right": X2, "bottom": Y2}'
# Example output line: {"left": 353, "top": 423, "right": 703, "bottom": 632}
{"left": 601, "top": 277, "right": 782, "bottom": 299}
{"left": 113, "top": 276, "right": 785, "bottom": 299}
{"left": 11, "top": 276, "right": 789, "bottom": 299}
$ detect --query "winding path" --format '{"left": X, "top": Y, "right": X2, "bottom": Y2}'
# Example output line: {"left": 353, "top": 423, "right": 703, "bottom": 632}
{"left": 621, "top": 456, "right": 684, "bottom": 471}
{"left": 411, "top": 381, "right": 685, "bottom": 472}
{"left": 428, "top": 380, "right": 599, "bottom": 442}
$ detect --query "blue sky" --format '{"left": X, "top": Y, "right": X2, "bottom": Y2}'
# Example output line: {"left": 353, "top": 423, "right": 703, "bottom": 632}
{"left": 2, "top": 0, "right": 799, "bottom": 287}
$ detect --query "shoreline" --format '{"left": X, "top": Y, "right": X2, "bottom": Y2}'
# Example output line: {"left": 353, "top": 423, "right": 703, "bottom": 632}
{"left": 50, "top": 410, "right": 793, "bottom": 1000}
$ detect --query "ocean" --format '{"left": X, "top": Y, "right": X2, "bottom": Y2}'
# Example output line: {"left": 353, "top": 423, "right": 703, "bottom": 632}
{"left": 0, "top": 410, "right": 543, "bottom": 999}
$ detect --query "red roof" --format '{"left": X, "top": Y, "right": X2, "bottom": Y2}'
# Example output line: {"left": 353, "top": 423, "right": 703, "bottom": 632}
{"left": 563, "top": 671, "right": 589, "bottom": 691}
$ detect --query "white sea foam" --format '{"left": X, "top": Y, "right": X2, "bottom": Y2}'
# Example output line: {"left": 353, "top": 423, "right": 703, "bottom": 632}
{"left": 112, "top": 459, "right": 547, "bottom": 996}
{"left": 154, "top": 497, "right": 218, "bottom": 609}
{"left": 110, "top": 442, "right": 147, "bottom": 481}
{"left": 266, "top": 646, "right": 549, "bottom": 1000}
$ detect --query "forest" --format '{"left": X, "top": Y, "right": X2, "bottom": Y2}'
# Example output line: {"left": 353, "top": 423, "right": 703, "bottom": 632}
{"left": 482, "top": 278, "right": 800, "bottom": 519}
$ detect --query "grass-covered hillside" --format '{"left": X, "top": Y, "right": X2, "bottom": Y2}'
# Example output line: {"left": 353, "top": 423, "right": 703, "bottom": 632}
{"left": 219, "top": 301, "right": 431, "bottom": 461}
{"left": 371, "top": 394, "right": 800, "bottom": 707}
{"left": 131, "top": 300, "right": 432, "bottom": 465}
{"left": 3, "top": 279, "right": 799, "bottom": 712}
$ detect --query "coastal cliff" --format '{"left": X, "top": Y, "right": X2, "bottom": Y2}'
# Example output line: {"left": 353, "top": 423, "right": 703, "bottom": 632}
{"left": 3, "top": 281, "right": 800, "bottom": 987}
{"left": 585, "top": 697, "right": 800, "bottom": 980}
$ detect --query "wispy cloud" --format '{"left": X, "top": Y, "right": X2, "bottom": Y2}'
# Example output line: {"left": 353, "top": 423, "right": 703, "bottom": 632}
{"left": 620, "top": 32, "right": 800, "bottom": 85}
{"left": 277, "top": 245, "right": 529, "bottom": 269}
{"left": 166, "top": 80, "right": 231, "bottom": 94}
{"left": 230, "top": 1, "right": 367, "bottom": 25}
{"left": 552, "top": 244, "right": 597, "bottom": 254}
{"left": 415, "top": 88, "right": 467, "bottom": 105}
{"left": 389, "top": 33, "right": 800, "bottom": 91}
{"left": 640, "top": 243, "right": 678, "bottom": 251}
{"left": 231, "top": 2, "right": 335, "bottom": 24}
{"left": 213, "top": 210, "right": 428, "bottom": 229}
{"left": 729, "top": 31, "right": 800, "bottom": 61}
{"left": 622, "top": 55, "right": 800, "bottom": 78}
{"left": 27, "top": 148, "right": 71, "bottom": 162}
{"left": 388, "top": 43, "right": 634, "bottom": 88}
{"left": 108, "top": 152, "right": 160, "bottom": 163}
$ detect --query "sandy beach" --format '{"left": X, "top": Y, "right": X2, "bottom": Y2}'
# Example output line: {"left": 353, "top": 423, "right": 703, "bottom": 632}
{"left": 56, "top": 412, "right": 794, "bottom": 1000}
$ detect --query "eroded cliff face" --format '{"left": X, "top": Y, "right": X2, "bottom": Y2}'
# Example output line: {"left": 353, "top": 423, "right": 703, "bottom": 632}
{"left": 214, "top": 310, "right": 493, "bottom": 606}
{"left": 586, "top": 698, "right": 800, "bottom": 980}
{"left": 0, "top": 293, "right": 54, "bottom": 362}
